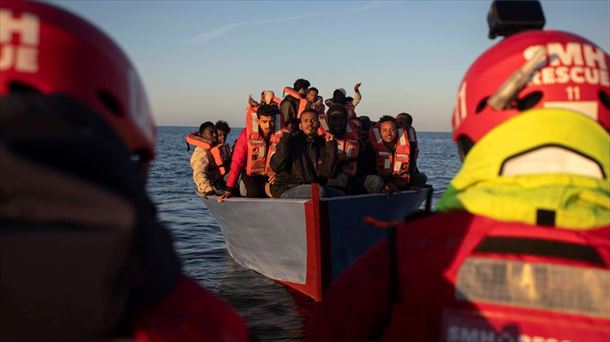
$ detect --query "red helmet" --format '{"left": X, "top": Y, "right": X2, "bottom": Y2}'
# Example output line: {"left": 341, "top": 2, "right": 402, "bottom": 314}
{"left": 0, "top": 0, "right": 155, "bottom": 161}
{"left": 452, "top": 30, "right": 610, "bottom": 156}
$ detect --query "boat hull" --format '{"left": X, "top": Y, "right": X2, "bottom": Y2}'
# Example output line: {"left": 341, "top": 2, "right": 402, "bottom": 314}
{"left": 203, "top": 188, "right": 431, "bottom": 301}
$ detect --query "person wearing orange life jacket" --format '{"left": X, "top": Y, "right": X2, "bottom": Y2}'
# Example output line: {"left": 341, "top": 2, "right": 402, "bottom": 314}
{"left": 215, "top": 120, "right": 231, "bottom": 146}
{"left": 218, "top": 104, "right": 283, "bottom": 200}
{"left": 325, "top": 82, "right": 362, "bottom": 119}
{"left": 322, "top": 105, "right": 385, "bottom": 194}
{"left": 368, "top": 115, "right": 412, "bottom": 193}
{"left": 306, "top": 2, "right": 610, "bottom": 340}
{"left": 0, "top": 1, "right": 249, "bottom": 341}
{"left": 396, "top": 112, "right": 427, "bottom": 187}
{"left": 307, "top": 87, "right": 326, "bottom": 114}
{"left": 249, "top": 90, "right": 277, "bottom": 108}
{"left": 280, "top": 78, "right": 310, "bottom": 130}
{"left": 188, "top": 122, "right": 230, "bottom": 198}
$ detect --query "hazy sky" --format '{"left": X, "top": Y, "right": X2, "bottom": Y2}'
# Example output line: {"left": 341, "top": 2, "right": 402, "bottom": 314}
{"left": 50, "top": 0, "right": 609, "bottom": 131}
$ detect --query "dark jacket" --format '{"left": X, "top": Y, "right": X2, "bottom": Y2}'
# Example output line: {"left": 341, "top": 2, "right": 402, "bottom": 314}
{"left": 280, "top": 95, "right": 299, "bottom": 126}
{"left": 355, "top": 140, "right": 378, "bottom": 178}
{"left": 270, "top": 131, "right": 339, "bottom": 197}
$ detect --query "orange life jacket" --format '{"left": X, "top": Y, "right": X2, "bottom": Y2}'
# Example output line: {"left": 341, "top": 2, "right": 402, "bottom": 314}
{"left": 283, "top": 87, "right": 308, "bottom": 119}
{"left": 185, "top": 133, "right": 231, "bottom": 176}
{"left": 245, "top": 100, "right": 285, "bottom": 176}
{"left": 318, "top": 114, "right": 360, "bottom": 176}
{"left": 369, "top": 124, "right": 410, "bottom": 187}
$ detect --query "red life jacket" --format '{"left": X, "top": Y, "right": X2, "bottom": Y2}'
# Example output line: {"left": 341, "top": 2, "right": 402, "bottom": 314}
{"left": 318, "top": 114, "right": 360, "bottom": 176}
{"left": 369, "top": 124, "right": 410, "bottom": 186}
{"left": 245, "top": 99, "right": 285, "bottom": 176}
{"left": 306, "top": 211, "right": 610, "bottom": 342}
{"left": 185, "top": 133, "right": 231, "bottom": 176}
{"left": 283, "top": 87, "right": 308, "bottom": 119}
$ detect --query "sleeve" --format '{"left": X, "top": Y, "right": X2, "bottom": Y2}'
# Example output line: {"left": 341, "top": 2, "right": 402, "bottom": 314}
{"left": 190, "top": 148, "right": 214, "bottom": 194}
{"left": 352, "top": 89, "right": 362, "bottom": 107}
{"left": 225, "top": 129, "right": 248, "bottom": 190}
{"left": 356, "top": 141, "right": 378, "bottom": 177}
{"left": 270, "top": 132, "right": 291, "bottom": 173}
{"left": 305, "top": 240, "right": 392, "bottom": 342}
{"left": 280, "top": 99, "right": 294, "bottom": 125}
{"left": 318, "top": 139, "right": 339, "bottom": 180}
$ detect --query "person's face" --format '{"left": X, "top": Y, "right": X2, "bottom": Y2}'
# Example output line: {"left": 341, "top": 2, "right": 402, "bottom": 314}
{"left": 306, "top": 90, "right": 318, "bottom": 102}
{"left": 203, "top": 127, "right": 218, "bottom": 145}
{"left": 299, "top": 87, "right": 309, "bottom": 97}
{"left": 217, "top": 129, "right": 227, "bottom": 144}
{"left": 328, "top": 112, "right": 347, "bottom": 136}
{"left": 395, "top": 115, "right": 408, "bottom": 128}
{"left": 380, "top": 121, "right": 397, "bottom": 144}
{"left": 300, "top": 111, "right": 319, "bottom": 137}
{"left": 257, "top": 115, "right": 275, "bottom": 136}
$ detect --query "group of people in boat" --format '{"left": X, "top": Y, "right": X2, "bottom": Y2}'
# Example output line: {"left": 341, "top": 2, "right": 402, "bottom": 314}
{"left": 187, "top": 79, "right": 428, "bottom": 200}
{"left": 4, "top": 0, "right": 609, "bottom": 341}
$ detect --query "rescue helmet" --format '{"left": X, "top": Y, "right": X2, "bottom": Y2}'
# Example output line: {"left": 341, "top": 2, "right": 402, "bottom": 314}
{"left": 0, "top": 0, "right": 155, "bottom": 165}
{"left": 452, "top": 30, "right": 610, "bottom": 158}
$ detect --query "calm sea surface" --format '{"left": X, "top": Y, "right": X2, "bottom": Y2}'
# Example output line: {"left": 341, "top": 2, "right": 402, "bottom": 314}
{"left": 147, "top": 126, "right": 461, "bottom": 341}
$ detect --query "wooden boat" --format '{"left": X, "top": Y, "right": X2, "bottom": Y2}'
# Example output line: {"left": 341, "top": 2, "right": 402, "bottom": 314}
{"left": 202, "top": 185, "right": 432, "bottom": 301}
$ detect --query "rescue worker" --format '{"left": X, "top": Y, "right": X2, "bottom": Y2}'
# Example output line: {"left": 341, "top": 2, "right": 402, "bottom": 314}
{"left": 396, "top": 112, "right": 427, "bottom": 187}
{"left": 270, "top": 109, "right": 343, "bottom": 199}
{"left": 219, "top": 104, "right": 282, "bottom": 200}
{"left": 368, "top": 116, "right": 413, "bottom": 192}
{"left": 305, "top": 10, "right": 610, "bottom": 342}
{"left": 0, "top": 1, "right": 249, "bottom": 341}
{"left": 188, "top": 121, "right": 230, "bottom": 198}
{"left": 280, "top": 78, "right": 310, "bottom": 129}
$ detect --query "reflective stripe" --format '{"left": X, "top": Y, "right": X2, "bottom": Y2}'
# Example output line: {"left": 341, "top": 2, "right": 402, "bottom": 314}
{"left": 384, "top": 159, "right": 391, "bottom": 170}
{"left": 456, "top": 257, "right": 610, "bottom": 319}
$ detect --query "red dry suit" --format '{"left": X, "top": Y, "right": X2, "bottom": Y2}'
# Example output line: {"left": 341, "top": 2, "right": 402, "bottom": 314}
{"left": 306, "top": 211, "right": 610, "bottom": 342}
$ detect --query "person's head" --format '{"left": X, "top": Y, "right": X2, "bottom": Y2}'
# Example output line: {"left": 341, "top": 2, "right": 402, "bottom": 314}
{"left": 453, "top": 30, "right": 610, "bottom": 160}
{"left": 262, "top": 90, "right": 275, "bottom": 104}
{"left": 299, "top": 109, "right": 320, "bottom": 137}
{"left": 293, "top": 78, "right": 311, "bottom": 96}
{"left": 395, "top": 113, "right": 413, "bottom": 129}
{"left": 327, "top": 104, "right": 348, "bottom": 137}
{"left": 256, "top": 104, "right": 278, "bottom": 136}
{"left": 0, "top": 2, "right": 182, "bottom": 340}
{"left": 215, "top": 120, "right": 230, "bottom": 144}
{"left": 378, "top": 115, "right": 398, "bottom": 144}
{"left": 199, "top": 121, "right": 218, "bottom": 145}
{"left": 0, "top": 0, "right": 156, "bottom": 179}
{"left": 332, "top": 89, "right": 347, "bottom": 105}
{"left": 307, "top": 87, "right": 319, "bottom": 102}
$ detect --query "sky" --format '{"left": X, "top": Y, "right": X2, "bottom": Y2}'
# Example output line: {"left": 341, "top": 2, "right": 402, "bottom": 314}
{"left": 49, "top": 0, "right": 610, "bottom": 131}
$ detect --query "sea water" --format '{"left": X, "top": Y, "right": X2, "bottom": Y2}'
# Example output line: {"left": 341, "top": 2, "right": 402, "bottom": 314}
{"left": 147, "top": 126, "right": 461, "bottom": 340}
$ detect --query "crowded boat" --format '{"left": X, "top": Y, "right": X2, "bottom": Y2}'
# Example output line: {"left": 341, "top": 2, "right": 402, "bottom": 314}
{"left": 186, "top": 80, "right": 428, "bottom": 201}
